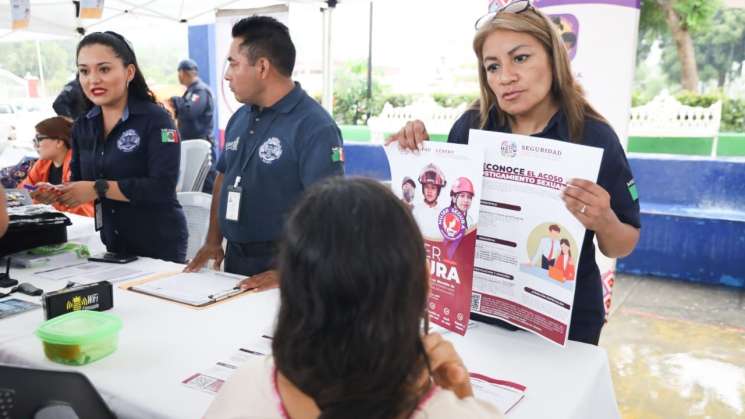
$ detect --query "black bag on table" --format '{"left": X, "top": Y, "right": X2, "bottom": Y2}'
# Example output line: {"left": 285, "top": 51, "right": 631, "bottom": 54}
{"left": 0, "top": 205, "right": 72, "bottom": 257}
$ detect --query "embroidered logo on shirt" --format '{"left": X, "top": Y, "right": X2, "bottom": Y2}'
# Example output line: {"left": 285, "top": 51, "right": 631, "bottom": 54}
{"left": 258, "top": 137, "right": 283, "bottom": 164}
{"left": 191, "top": 94, "right": 200, "bottom": 103}
{"left": 225, "top": 136, "right": 240, "bottom": 151}
{"left": 161, "top": 129, "right": 180, "bottom": 143}
{"left": 117, "top": 129, "right": 141, "bottom": 153}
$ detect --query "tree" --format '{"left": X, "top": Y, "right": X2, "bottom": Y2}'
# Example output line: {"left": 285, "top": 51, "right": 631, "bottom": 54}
{"left": 694, "top": 9, "right": 745, "bottom": 88}
{"left": 639, "top": 0, "right": 721, "bottom": 92}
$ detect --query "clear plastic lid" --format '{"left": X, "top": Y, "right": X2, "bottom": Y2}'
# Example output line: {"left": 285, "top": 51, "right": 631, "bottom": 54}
{"left": 36, "top": 310, "right": 122, "bottom": 345}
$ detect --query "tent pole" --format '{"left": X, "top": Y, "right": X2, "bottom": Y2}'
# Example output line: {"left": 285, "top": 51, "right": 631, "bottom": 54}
{"left": 321, "top": 2, "right": 335, "bottom": 116}
{"left": 366, "top": 0, "right": 373, "bottom": 121}
{"left": 35, "top": 40, "right": 46, "bottom": 97}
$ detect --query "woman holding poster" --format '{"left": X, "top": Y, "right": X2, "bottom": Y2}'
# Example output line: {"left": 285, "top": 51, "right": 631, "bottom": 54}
{"left": 387, "top": 0, "right": 640, "bottom": 345}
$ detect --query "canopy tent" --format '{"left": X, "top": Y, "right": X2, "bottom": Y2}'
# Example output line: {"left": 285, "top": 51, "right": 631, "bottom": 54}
{"left": 0, "top": 0, "right": 330, "bottom": 38}
{"left": 0, "top": 0, "right": 369, "bottom": 114}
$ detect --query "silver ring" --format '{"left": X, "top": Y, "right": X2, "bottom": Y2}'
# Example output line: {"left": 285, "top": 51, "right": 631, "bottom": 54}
{"left": 580, "top": 205, "right": 587, "bottom": 214}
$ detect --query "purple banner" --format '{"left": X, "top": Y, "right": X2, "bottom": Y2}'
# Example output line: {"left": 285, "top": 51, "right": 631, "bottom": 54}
{"left": 535, "top": 0, "right": 640, "bottom": 9}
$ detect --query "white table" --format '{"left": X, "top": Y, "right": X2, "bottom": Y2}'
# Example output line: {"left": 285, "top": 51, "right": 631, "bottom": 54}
{"left": 0, "top": 259, "right": 620, "bottom": 419}
{"left": 64, "top": 213, "right": 105, "bottom": 254}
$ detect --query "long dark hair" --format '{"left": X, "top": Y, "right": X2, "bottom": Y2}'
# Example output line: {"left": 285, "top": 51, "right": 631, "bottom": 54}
{"left": 273, "top": 177, "right": 431, "bottom": 419}
{"left": 76, "top": 31, "right": 157, "bottom": 110}
{"left": 560, "top": 238, "right": 571, "bottom": 257}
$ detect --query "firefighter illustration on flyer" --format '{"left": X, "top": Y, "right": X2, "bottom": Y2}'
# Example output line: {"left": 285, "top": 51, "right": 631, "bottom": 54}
{"left": 385, "top": 142, "right": 485, "bottom": 335}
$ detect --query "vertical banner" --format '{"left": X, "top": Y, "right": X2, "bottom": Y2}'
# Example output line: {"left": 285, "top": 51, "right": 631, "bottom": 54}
{"left": 80, "top": 0, "right": 105, "bottom": 19}
{"left": 384, "top": 143, "right": 485, "bottom": 335}
{"left": 10, "top": 0, "right": 30, "bottom": 30}
{"left": 535, "top": 0, "right": 640, "bottom": 317}
{"left": 214, "top": 5, "right": 289, "bottom": 150}
{"left": 487, "top": 0, "right": 641, "bottom": 317}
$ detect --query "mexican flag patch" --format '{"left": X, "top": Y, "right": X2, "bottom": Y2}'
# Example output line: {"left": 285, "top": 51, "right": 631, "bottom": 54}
{"left": 161, "top": 129, "right": 180, "bottom": 144}
{"left": 331, "top": 146, "right": 344, "bottom": 162}
{"left": 627, "top": 179, "right": 638, "bottom": 201}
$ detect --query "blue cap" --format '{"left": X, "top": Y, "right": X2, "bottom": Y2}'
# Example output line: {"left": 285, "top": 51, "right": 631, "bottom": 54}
{"left": 177, "top": 59, "right": 198, "bottom": 72}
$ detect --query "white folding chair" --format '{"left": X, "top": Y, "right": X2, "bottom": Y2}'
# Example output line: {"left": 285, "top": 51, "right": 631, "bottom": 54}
{"left": 176, "top": 139, "right": 211, "bottom": 192}
{"left": 177, "top": 191, "right": 212, "bottom": 261}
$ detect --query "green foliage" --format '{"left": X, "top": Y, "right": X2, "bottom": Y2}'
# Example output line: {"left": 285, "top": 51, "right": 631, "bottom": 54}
{"left": 673, "top": 91, "right": 745, "bottom": 131}
{"left": 0, "top": 40, "right": 78, "bottom": 95}
{"left": 432, "top": 93, "right": 477, "bottom": 108}
{"left": 693, "top": 9, "right": 745, "bottom": 87}
{"left": 631, "top": 91, "right": 650, "bottom": 107}
{"left": 638, "top": 1, "right": 743, "bottom": 89}
{"left": 675, "top": 90, "right": 720, "bottom": 107}
{"left": 332, "top": 60, "right": 413, "bottom": 125}
{"left": 721, "top": 98, "right": 745, "bottom": 132}
{"left": 672, "top": 0, "right": 721, "bottom": 32}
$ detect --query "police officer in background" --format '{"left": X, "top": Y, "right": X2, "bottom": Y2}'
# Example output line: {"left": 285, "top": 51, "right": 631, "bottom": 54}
{"left": 170, "top": 59, "right": 217, "bottom": 193}
{"left": 53, "top": 78, "right": 87, "bottom": 120}
{"left": 184, "top": 16, "right": 344, "bottom": 289}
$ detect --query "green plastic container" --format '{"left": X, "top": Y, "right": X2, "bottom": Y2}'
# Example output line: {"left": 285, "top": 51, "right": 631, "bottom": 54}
{"left": 35, "top": 310, "right": 122, "bottom": 366}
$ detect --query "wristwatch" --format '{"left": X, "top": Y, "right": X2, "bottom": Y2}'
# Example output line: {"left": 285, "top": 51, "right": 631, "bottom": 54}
{"left": 94, "top": 179, "right": 109, "bottom": 199}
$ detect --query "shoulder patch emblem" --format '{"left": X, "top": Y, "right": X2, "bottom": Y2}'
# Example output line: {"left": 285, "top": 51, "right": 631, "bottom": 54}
{"left": 161, "top": 129, "right": 180, "bottom": 143}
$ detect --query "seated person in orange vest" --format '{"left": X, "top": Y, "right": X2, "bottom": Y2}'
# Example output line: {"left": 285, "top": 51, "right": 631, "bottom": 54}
{"left": 549, "top": 238, "right": 576, "bottom": 283}
{"left": 20, "top": 116, "right": 94, "bottom": 217}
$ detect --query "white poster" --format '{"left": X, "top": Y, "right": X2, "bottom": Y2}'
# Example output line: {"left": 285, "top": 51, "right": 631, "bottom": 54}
{"left": 214, "top": 5, "right": 289, "bottom": 147}
{"left": 469, "top": 129, "right": 603, "bottom": 346}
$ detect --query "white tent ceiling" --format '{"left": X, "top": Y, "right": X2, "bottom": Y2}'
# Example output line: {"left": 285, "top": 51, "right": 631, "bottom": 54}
{"left": 0, "top": 0, "right": 336, "bottom": 41}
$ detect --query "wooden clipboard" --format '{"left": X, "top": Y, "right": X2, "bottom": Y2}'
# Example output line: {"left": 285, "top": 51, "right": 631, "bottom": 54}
{"left": 119, "top": 271, "right": 258, "bottom": 310}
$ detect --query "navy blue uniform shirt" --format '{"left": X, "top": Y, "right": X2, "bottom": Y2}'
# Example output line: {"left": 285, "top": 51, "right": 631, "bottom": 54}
{"left": 449, "top": 107, "right": 641, "bottom": 344}
{"left": 216, "top": 83, "right": 344, "bottom": 243}
{"left": 71, "top": 97, "right": 188, "bottom": 263}
{"left": 171, "top": 78, "right": 215, "bottom": 140}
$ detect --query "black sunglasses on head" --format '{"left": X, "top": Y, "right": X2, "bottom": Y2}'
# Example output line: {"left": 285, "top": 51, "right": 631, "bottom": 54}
{"left": 475, "top": 0, "right": 534, "bottom": 30}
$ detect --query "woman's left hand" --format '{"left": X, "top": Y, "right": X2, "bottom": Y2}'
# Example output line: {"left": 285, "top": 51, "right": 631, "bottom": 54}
{"left": 57, "top": 181, "right": 96, "bottom": 208}
{"left": 561, "top": 178, "right": 617, "bottom": 232}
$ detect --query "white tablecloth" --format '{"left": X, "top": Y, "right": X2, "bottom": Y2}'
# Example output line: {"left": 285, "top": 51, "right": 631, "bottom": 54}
{"left": 0, "top": 217, "right": 620, "bottom": 419}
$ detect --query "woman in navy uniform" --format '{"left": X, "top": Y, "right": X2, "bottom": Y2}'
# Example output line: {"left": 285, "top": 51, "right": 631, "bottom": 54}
{"left": 387, "top": 0, "right": 640, "bottom": 345}
{"left": 58, "top": 31, "right": 188, "bottom": 263}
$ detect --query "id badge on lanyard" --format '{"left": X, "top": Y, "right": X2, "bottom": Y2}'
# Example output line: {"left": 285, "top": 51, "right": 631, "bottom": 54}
{"left": 225, "top": 176, "right": 242, "bottom": 222}
{"left": 94, "top": 200, "right": 104, "bottom": 231}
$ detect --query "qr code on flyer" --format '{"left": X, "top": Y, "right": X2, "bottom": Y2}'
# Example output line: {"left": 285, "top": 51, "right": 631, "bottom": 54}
{"left": 471, "top": 293, "right": 482, "bottom": 311}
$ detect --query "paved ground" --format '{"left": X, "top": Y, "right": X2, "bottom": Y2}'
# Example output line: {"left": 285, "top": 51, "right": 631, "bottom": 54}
{"left": 600, "top": 274, "right": 745, "bottom": 419}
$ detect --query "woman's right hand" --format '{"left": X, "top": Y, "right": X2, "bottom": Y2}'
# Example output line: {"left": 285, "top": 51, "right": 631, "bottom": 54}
{"left": 29, "top": 183, "right": 60, "bottom": 205}
{"left": 385, "top": 120, "right": 430, "bottom": 151}
{"left": 423, "top": 332, "right": 473, "bottom": 399}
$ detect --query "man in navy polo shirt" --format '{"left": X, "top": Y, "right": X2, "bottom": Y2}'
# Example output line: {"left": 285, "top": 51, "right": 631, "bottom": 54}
{"left": 185, "top": 16, "right": 344, "bottom": 287}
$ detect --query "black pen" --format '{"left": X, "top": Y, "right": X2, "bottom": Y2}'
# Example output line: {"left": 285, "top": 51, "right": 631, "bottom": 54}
{"left": 207, "top": 286, "right": 242, "bottom": 301}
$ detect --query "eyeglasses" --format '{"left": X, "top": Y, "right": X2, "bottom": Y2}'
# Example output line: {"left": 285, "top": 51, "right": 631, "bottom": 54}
{"left": 33, "top": 134, "right": 51, "bottom": 147}
{"left": 475, "top": 0, "right": 534, "bottom": 30}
